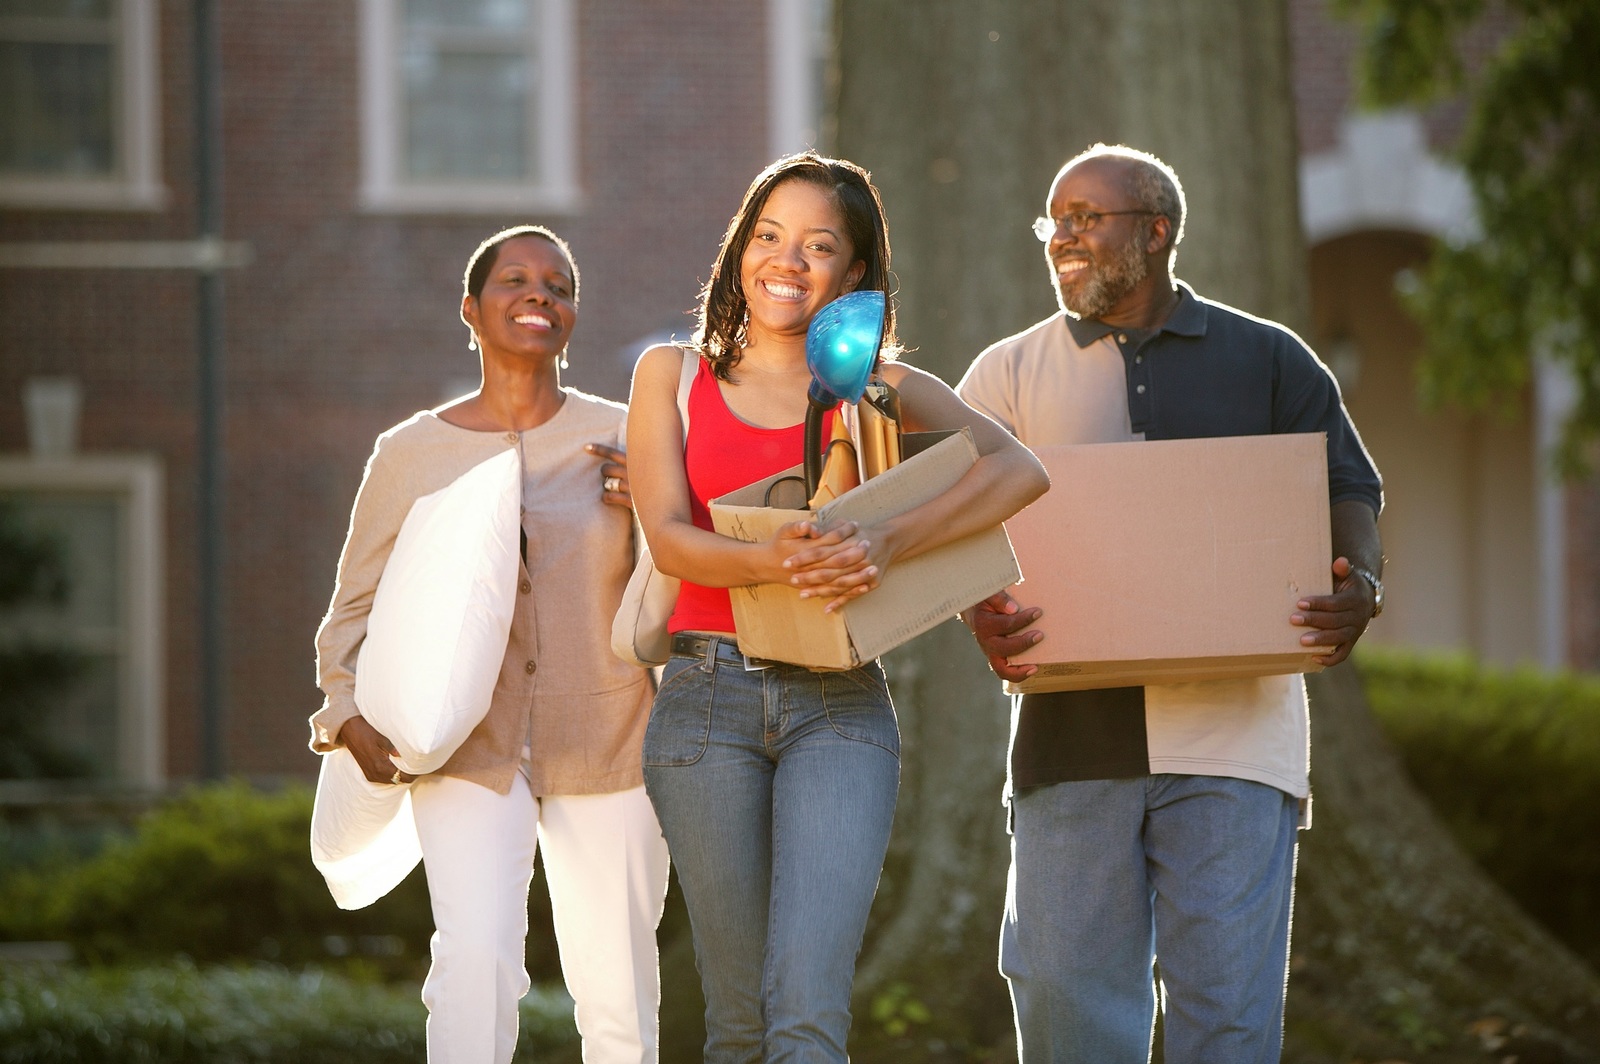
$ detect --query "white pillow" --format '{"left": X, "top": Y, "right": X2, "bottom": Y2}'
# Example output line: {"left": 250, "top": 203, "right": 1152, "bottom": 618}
{"left": 354, "top": 447, "right": 521, "bottom": 776}
{"left": 310, "top": 746, "right": 421, "bottom": 910}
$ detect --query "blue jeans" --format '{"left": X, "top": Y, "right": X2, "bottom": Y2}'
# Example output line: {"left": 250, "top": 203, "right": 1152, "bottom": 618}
{"left": 1001, "top": 774, "right": 1298, "bottom": 1064}
{"left": 642, "top": 641, "right": 900, "bottom": 1064}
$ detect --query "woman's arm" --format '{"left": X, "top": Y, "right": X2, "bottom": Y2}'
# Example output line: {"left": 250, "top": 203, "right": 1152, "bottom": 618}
{"left": 312, "top": 440, "right": 400, "bottom": 749}
{"left": 311, "top": 433, "right": 436, "bottom": 784}
{"left": 627, "top": 344, "right": 867, "bottom": 589}
{"left": 787, "top": 360, "right": 1049, "bottom": 607}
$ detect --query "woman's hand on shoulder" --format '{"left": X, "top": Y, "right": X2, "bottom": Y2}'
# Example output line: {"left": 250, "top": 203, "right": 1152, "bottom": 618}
{"left": 584, "top": 442, "right": 631, "bottom": 509}
{"left": 340, "top": 714, "right": 415, "bottom": 785}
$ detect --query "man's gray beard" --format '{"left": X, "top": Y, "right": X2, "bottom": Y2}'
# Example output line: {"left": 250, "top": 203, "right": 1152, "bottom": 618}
{"left": 1056, "top": 235, "right": 1148, "bottom": 320}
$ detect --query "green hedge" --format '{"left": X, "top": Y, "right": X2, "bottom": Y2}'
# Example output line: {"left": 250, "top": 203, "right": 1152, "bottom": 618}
{"left": 0, "top": 961, "right": 578, "bottom": 1063}
{"left": 0, "top": 782, "right": 435, "bottom": 978}
{"left": 1359, "top": 650, "right": 1600, "bottom": 969}
{"left": 0, "top": 780, "right": 563, "bottom": 985}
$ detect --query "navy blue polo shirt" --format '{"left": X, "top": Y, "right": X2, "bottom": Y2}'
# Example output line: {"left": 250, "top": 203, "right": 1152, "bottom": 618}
{"left": 959, "top": 281, "right": 1383, "bottom": 794}
{"left": 1065, "top": 284, "right": 1381, "bottom": 513}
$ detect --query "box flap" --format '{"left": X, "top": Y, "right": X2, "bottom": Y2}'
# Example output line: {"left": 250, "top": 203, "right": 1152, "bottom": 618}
{"left": 711, "top": 428, "right": 1021, "bottom": 668}
{"left": 820, "top": 431, "right": 1021, "bottom": 663}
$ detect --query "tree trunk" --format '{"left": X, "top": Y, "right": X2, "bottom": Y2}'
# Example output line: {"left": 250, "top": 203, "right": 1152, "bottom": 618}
{"left": 830, "top": 2, "right": 1600, "bottom": 1061}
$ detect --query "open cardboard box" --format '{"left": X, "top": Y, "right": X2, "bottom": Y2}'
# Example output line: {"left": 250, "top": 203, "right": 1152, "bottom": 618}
{"left": 711, "top": 428, "right": 1021, "bottom": 669}
{"left": 1004, "top": 433, "right": 1333, "bottom": 695}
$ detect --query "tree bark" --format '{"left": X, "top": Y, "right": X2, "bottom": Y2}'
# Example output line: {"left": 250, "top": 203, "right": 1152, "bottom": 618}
{"left": 830, "top": 2, "right": 1600, "bottom": 1061}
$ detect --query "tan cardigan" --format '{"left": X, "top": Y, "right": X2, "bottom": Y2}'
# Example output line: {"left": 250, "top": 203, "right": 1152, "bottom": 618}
{"left": 310, "top": 391, "right": 653, "bottom": 796}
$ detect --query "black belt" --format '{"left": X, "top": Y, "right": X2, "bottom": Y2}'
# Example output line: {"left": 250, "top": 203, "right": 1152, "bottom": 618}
{"left": 670, "top": 633, "right": 779, "bottom": 671}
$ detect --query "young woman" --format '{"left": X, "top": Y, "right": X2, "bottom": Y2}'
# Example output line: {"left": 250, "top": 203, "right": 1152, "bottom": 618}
{"left": 626, "top": 153, "right": 1048, "bottom": 1061}
{"left": 312, "top": 226, "right": 669, "bottom": 1064}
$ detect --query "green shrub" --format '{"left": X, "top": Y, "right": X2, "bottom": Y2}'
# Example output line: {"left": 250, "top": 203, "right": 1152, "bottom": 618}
{"left": 1359, "top": 649, "right": 1600, "bottom": 968}
{"left": 0, "top": 781, "right": 437, "bottom": 977}
{"left": 0, "top": 780, "right": 572, "bottom": 985}
{"left": 0, "top": 961, "right": 578, "bottom": 1063}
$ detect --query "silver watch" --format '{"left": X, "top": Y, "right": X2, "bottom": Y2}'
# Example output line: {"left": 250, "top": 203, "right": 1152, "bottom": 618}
{"left": 1351, "top": 565, "right": 1385, "bottom": 617}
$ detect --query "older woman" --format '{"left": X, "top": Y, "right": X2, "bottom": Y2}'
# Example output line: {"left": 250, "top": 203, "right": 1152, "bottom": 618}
{"left": 312, "top": 226, "right": 669, "bottom": 1064}
{"left": 626, "top": 153, "right": 1049, "bottom": 1062}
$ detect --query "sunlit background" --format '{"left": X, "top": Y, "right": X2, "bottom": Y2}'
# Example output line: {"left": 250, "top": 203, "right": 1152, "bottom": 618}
{"left": 2, "top": 1, "right": 1597, "bottom": 1060}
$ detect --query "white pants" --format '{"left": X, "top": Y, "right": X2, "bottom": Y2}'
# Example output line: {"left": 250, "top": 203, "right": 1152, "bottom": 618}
{"left": 411, "top": 771, "right": 670, "bottom": 1064}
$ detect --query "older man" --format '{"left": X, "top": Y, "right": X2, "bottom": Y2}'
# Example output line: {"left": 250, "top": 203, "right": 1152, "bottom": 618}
{"left": 957, "top": 144, "right": 1384, "bottom": 1063}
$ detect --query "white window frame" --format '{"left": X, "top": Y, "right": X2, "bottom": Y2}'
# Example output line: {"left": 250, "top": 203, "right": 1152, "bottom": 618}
{"left": 359, "top": 0, "right": 579, "bottom": 214}
{"left": 0, "top": 0, "right": 165, "bottom": 211}
{"left": 0, "top": 455, "right": 165, "bottom": 791}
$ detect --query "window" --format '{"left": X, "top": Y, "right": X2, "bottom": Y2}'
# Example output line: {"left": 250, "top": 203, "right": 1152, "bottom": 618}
{"left": 0, "top": 0, "right": 164, "bottom": 210}
{"left": 0, "top": 456, "right": 164, "bottom": 792}
{"left": 360, "top": 0, "right": 578, "bottom": 213}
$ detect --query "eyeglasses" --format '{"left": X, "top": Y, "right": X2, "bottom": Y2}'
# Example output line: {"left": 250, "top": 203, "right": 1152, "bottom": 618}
{"left": 1032, "top": 210, "right": 1160, "bottom": 242}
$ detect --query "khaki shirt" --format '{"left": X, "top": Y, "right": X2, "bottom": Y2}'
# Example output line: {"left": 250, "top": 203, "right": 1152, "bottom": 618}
{"left": 311, "top": 391, "right": 652, "bottom": 796}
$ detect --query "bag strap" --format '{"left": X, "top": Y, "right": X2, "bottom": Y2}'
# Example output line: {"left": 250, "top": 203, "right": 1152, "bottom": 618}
{"left": 675, "top": 346, "right": 697, "bottom": 443}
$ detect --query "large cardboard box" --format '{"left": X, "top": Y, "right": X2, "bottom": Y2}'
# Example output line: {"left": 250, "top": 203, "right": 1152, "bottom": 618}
{"left": 1004, "top": 433, "right": 1332, "bottom": 695}
{"left": 711, "top": 429, "right": 1021, "bottom": 669}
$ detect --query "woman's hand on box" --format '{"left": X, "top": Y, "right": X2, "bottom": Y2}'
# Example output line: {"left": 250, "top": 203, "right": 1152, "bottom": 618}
{"left": 782, "top": 521, "right": 882, "bottom": 610}
{"left": 789, "top": 523, "right": 907, "bottom": 612}
{"left": 769, "top": 519, "right": 862, "bottom": 586}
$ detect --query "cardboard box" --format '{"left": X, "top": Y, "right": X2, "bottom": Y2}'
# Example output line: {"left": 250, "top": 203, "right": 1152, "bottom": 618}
{"left": 711, "top": 428, "right": 1021, "bottom": 669}
{"left": 1004, "top": 433, "right": 1332, "bottom": 695}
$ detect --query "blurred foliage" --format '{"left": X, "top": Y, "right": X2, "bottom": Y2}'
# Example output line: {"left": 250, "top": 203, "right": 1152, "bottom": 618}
{"left": 0, "top": 501, "right": 91, "bottom": 780}
{"left": 1360, "top": 649, "right": 1600, "bottom": 969}
{"left": 869, "top": 982, "right": 934, "bottom": 1039}
{"left": 0, "top": 782, "right": 443, "bottom": 978}
{"left": 0, "top": 961, "right": 578, "bottom": 1063}
{"left": 1335, "top": 0, "right": 1600, "bottom": 473}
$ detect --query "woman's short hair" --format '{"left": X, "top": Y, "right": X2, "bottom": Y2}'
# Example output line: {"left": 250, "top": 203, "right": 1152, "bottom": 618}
{"left": 694, "top": 152, "right": 898, "bottom": 381}
{"left": 461, "top": 224, "right": 580, "bottom": 305}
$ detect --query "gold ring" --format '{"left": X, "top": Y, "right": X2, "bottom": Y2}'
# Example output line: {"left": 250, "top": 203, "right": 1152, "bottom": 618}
{"left": 390, "top": 769, "right": 402, "bottom": 785}
{"left": 604, "top": 476, "right": 622, "bottom": 493}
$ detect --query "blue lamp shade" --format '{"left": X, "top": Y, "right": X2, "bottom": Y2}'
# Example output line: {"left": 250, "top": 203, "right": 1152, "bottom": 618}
{"left": 805, "top": 290, "right": 885, "bottom": 406}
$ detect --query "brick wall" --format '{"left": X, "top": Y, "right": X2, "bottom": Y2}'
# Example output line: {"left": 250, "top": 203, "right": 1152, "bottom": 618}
{"left": 1, "top": 0, "right": 771, "bottom": 781}
{"left": 4, "top": 0, "right": 1591, "bottom": 785}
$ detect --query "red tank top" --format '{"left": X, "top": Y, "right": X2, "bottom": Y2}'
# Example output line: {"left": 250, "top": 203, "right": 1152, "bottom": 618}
{"left": 669, "top": 356, "right": 835, "bottom": 635}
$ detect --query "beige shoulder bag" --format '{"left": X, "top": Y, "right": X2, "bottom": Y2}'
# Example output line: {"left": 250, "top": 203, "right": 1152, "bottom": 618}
{"left": 610, "top": 350, "right": 698, "bottom": 668}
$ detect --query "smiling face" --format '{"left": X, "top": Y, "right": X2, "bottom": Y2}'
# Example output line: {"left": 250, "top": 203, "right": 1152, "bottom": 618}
{"left": 461, "top": 234, "right": 578, "bottom": 364}
{"left": 738, "top": 178, "right": 867, "bottom": 341}
{"left": 1044, "top": 157, "right": 1160, "bottom": 321}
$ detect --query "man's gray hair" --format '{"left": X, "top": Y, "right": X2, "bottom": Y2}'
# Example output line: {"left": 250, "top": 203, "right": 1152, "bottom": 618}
{"left": 1065, "top": 143, "right": 1187, "bottom": 272}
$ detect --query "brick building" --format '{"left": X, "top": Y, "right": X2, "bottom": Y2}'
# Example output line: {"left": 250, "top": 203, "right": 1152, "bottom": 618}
{"left": 1289, "top": 0, "right": 1600, "bottom": 674}
{"left": 1, "top": 0, "right": 827, "bottom": 789}
{"left": 2, "top": 0, "right": 1594, "bottom": 794}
